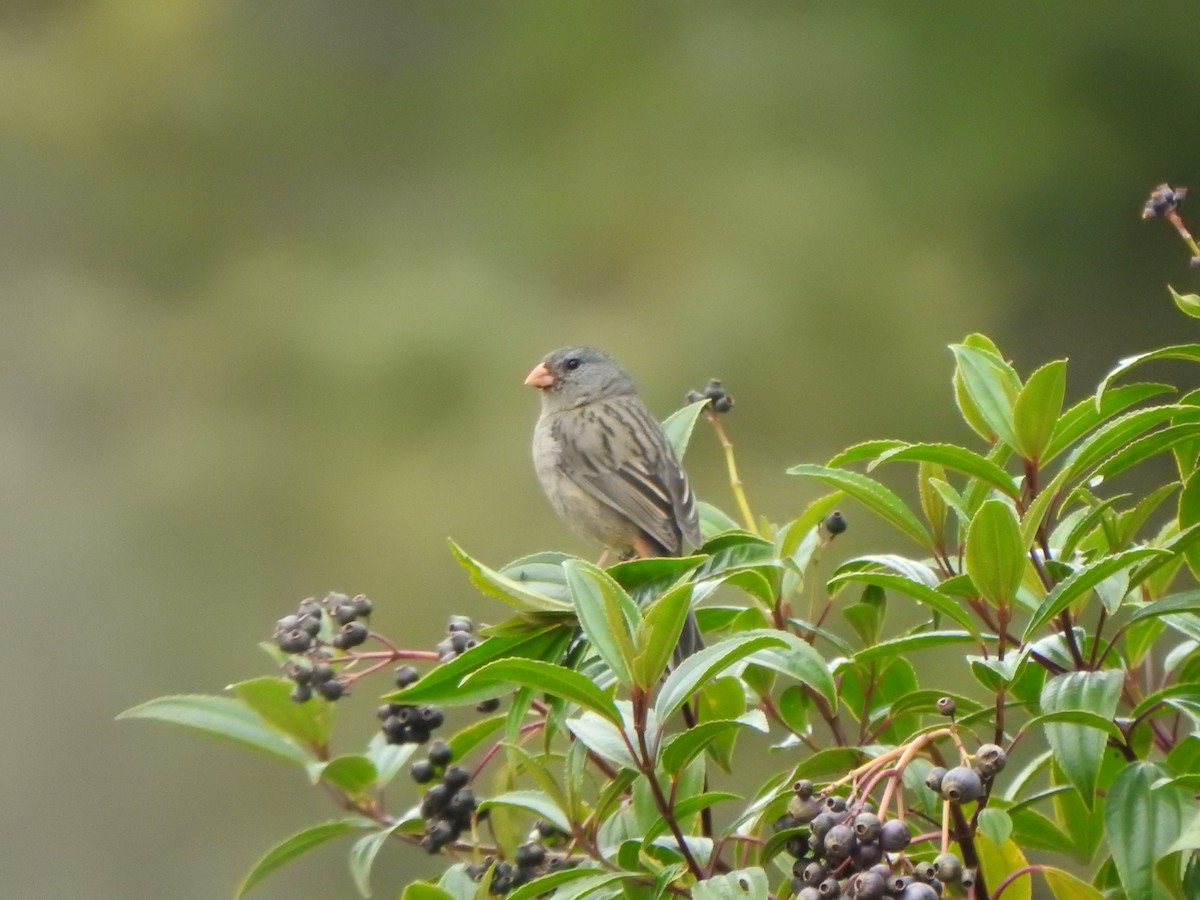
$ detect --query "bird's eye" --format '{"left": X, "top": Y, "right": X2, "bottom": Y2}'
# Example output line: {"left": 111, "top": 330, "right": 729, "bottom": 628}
{"left": 564, "top": 357, "right": 581, "bottom": 371}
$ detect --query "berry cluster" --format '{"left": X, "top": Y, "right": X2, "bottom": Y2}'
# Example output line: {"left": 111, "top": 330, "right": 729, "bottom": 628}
{"left": 776, "top": 732, "right": 1006, "bottom": 900}
{"left": 686, "top": 378, "right": 734, "bottom": 414}
{"left": 923, "top": 742, "right": 1007, "bottom": 804}
{"left": 408, "top": 741, "right": 478, "bottom": 853}
{"left": 379, "top": 665, "right": 445, "bottom": 745}
{"left": 273, "top": 593, "right": 373, "bottom": 702}
{"left": 1142, "top": 182, "right": 1187, "bottom": 219}
{"left": 437, "top": 615, "right": 479, "bottom": 662}
{"left": 465, "top": 823, "right": 576, "bottom": 895}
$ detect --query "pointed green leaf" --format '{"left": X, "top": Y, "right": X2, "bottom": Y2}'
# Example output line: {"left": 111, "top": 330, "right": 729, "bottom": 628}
{"left": 480, "top": 790, "right": 572, "bottom": 834}
{"left": 654, "top": 633, "right": 789, "bottom": 721}
{"left": 1014, "top": 359, "right": 1067, "bottom": 461}
{"left": 236, "top": 819, "right": 373, "bottom": 898}
{"left": 951, "top": 342, "right": 1022, "bottom": 450}
{"left": 692, "top": 868, "right": 769, "bottom": 900}
{"left": 117, "top": 694, "right": 312, "bottom": 767}
{"left": 349, "top": 824, "right": 405, "bottom": 898}
{"left": 827, "top": 571, "right": 980, "bottom": 638}
{"left": 402, "top": 881, "right": 456, "bottom": 900}
{"left": 870, "top": 442, "right": 1020, "bottom": 498}
{"left": 660, "top": 713, "right": 768, "bottom": 775}
{"left": 1127, "top": 590, "right": 1200, "bottom": 625}
{"left": 316, "top": 755, "right": 378, "bottom": 797}
{"left": 853, "top": 630, "right": 978, "bottom": 663}
{"left": 1107, "top": 762, "right": 1189, "bottom": 900}
{"left": 966, "top": 498, "right": 1026, "bottom": 608}
{"left": 564, "top": 559, "right": 639, "bottom": 688}
{"left": 1045, "top": 382, "right": 1175, "bottom": 464}
{"left": 786, "top": 464, "right": 930, "bottom": 549}
{"left": 566, "top": 712, "right": 640, "bottom": 771}
{"left": 1039, "top": 670, "right": 1122, "bottom": 809}
{"left": 1023, "top": 547, "right": 1166, "bottom": 640}
{"left": 1041, "top": 867, "right": 1105, "bottom": 900}
{"left": 229, "top": 676, "right": 331, "bottom": 751}
{"left": 1097, "top": 344, "right": 1200, "bottom": 405}
{"left": 386, "top": 627, "right": 572, "bottom": 706}
{"left": 451, "top": 541, "right": 573, "bottom": 613}
{"left": 461, "top": 657, "right": 620, "bottom": 722}
{"left": 742, "top": 632, "right": 837, "bottom": 709}
{"left": 662, "top": 399, "right": 711, "bottom": 459}
{"left": 633, "top": 583, "right": 695, "bottom": 690}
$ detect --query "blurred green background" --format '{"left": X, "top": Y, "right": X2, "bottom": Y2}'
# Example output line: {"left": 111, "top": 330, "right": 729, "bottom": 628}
{"left": 6, "top": 2, "right": 1200, "bottom": 896}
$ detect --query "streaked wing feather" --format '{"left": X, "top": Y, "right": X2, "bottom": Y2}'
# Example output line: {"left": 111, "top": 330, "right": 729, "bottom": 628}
{"left": 558, "top": 396, "right": 698, "bottom": 555}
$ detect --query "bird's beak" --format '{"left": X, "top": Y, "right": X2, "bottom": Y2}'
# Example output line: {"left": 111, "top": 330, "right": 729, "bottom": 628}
{"left": 524, "top": 362, "right": 555, "bottom": 389}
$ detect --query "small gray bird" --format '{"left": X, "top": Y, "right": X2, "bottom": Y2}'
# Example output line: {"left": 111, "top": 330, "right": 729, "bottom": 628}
{"left": 525, "top": 346, "right": 704, "bottom": 663}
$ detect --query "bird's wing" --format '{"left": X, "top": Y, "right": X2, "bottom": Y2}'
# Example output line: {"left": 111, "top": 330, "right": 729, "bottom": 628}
{"left": 555, "top": 395, "right": 699, "bottom": 555}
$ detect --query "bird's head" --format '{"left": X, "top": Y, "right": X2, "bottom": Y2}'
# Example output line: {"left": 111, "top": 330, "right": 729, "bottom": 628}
{"left": 524, "top": 346, "right": 636, "bottom": 410}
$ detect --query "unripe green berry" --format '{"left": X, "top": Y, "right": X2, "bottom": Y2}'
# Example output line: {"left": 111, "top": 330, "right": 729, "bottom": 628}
{"left": 933, "top": 852, "right": 962, "bottom": 882}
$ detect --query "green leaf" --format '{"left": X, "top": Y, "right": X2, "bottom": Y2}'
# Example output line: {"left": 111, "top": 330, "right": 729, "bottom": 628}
{"left": 1107, "top": 762, "right": 1189, "bottom": 900}
{"left": 852, "top": 630, "right": 979, "bottom": 663}
{"left": 741, "top": 632, "right": 837, "bottom": 709}
{"left": 697, "top": 677, "right": 746, "bottom": 772}
{"left": 777, "top": 491, "right": 845, "bottom": 559}
{"left": 1097, "top": 344, "right": 1200, "bottom": 405}
{"left": 692, "top": 867, "right": 769, "bottom": 900}
{"left": 446, "top": 713, "right": 506, "bottom": 762}
{"left": 1090, "top": 422, "right": 1200, "bottom": 482}
{"left": 564, "top": 559, "right": 639, "bottom": 688}
{"left": 869, "top": 442, "right": 1020, "bottom": 498}
{"left": 966, "top": 498, "right": 1026, "bottom": 608}
{"left": 507, "top": 870, "right": 629, "bottom": 900}
{"left": 1045, "top": 382, "right": 1175, "bottom": 465}
{"left": 450, "top": 540, "right": 574, "bottom": 614}
{"left": 951, "top": 342, "right": 1021, "bottom": 450}
{"left": 566, "top": 711, "right": 640, "bottom": 771}
{"left": 1017, "top": 709, "right": 1124, "bottom": 740}
{"left": 786, "top": 464, "right": 931, "bottom": 549}
{"left": 662, "top": 400, "right": 712, "bottom": 459}
{"left": 499, "top": 551, "right": 574, "bottom": 603}
{"left": 1127, "top": 589, "right": 1200, "bottom": 625}
{"left": 633, "top": 583, "right": 695, "bottom": 690}
{"left": 1039, "top": 670, "right": 1123, "bottom": 808}
{"left": 660, "top": 714, "right": 768, "bottom": 774}
{"left": 1170, "top": 285, "right": 1200, "bottom": 319}
{"left": 229, "top": 676, "right": 331, "bottom": 751}
{"left": 479, "top": 790, "right": 572, "bottom": 834}
{"left": 316, "top": 755, "right": 378, "bottom": 797}
{"left": 1041, "top": 866, "right": 1105, "bottom": 900}
{"left": 1014, "top": 359, "right": 1067, "bottom": 461}
{"left": 975, "top": 833, "right": 1032, "bottom": 900}
{"left": 608, "top": 555, "right": 704, "bottom": 606}
{"left": 349, "top": 825, "right": 405, "bottom": 898}
{"left": 654, "top": 633, "right": 789, "bottom": 721}
{"left": 1023, "top": 548, "right": 1166, "bottom": 640}
{"left": 461, "top": 657, "right": 620, "bottom": 722}
{"left": 826, "top": 571, "right": 981, "bottom": 639}
{"left": 386, "top": 627, "right": 572, "bottom": 706}
{"left": 1058, "top": 405, "right": 1186, "bottom": 493}
{"left": 643, "top": 792, "right": 743, "bottom": 845}
{"left": 236, "top": 819, "right": 372, "bottom": 898}
{"left": 977, "top": 807, "right": 1013, "bottom": 846}
{"left": 1180, "top": 470, "right": 1200, "bottom": 580}
{"left": 405, "top": 883, "right": 456, "bottom": 900}
{"left": 402, "top": 885, "right": 455, "bottom": 900}
{"left": 117, "top": 694, "right": 312, "bottom": 767}
{"left": 699, "top": 501, "right": 741, "bottom": 538}
{"left": 365, "top": 733, "right": 415, "bottom": 788}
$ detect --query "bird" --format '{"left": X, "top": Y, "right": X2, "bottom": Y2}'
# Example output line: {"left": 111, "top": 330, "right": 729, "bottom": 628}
{"left": 524, "top": 346, "right": 704, "bottom": 663}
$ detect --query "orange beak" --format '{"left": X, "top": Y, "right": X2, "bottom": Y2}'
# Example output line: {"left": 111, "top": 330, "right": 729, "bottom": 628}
{"left": 524, "top": 361, "right": 555, "bottom": 389}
